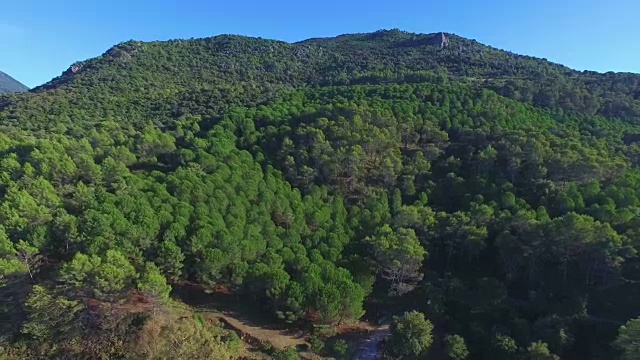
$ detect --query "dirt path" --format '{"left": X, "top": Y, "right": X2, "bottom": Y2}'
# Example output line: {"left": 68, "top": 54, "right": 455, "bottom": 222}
{"left": 175, "top": 285, "right": 309, "bottom": 351}
{"left": 354, "top": 325, "right": 390, "bottom": 360}
{"left": 211, "top": 311, "right": 308, "bottom": 350}
{"left": 175, "top": 284, "right": 386, "bottom": 357}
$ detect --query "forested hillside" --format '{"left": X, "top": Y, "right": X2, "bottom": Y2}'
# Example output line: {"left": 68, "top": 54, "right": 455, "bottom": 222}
{"left": 1, "top": 29, "right": 640, "bottom": 359}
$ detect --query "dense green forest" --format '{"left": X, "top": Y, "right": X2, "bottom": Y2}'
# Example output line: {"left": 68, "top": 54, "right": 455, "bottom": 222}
{"left": 1, "top": 29, "right": 640, "bottom": 359}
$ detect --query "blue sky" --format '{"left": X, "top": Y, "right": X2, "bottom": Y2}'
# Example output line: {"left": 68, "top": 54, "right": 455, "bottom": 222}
{"left": 1, "top": 0, "right": 638, "bottom": 88}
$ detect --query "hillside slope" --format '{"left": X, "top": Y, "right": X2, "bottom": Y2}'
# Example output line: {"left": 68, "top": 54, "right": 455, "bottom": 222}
{"left": 3, "top": 29, "right": 640, "bottom": 134}
{"left": 0, "top": 30, "right": 639, "bottom": 360}
{"left": 0, "top": 70, "right": 28, "bottom": 94}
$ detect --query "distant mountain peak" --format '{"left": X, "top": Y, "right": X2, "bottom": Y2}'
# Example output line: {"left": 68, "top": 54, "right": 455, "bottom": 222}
{"left": 0, "top": 70, "right": 28, "bottom": 94}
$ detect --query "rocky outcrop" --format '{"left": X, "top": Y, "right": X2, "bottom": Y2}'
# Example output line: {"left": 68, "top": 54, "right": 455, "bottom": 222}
{"left": 104, "top": 41, "right": 143, "bottom": 62}
{"left": 437, "top": 32, "right": 449, "bottom": 48}
{"left": 61, "top": 62, "right": 85, "bottom": 77}
{"left": 70, "top": 62, "right": 84, "bottom": 74}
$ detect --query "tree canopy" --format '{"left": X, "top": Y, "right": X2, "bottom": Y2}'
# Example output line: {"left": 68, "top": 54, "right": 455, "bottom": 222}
{"left": 0, "top": 29, "right": 639, "bottom": 359}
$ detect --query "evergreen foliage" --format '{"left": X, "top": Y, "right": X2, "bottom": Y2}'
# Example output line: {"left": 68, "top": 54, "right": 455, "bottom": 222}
{"left": 0, "top": 29, "right": 639, "bottom": 359}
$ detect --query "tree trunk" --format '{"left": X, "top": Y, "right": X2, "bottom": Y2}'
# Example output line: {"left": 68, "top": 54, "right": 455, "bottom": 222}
{"left": 26, "top": 263, "right": 34, "bottom": 283}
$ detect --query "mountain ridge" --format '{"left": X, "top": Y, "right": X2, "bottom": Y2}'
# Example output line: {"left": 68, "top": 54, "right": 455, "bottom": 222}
{"left": 8, "top": 29, "right": 636, "bottom": 133}
{"left": 30, "top": 30, "right": 596, "bottom": 90}
{"left": 24, "top": 29, "right": 640, "bottom": 96}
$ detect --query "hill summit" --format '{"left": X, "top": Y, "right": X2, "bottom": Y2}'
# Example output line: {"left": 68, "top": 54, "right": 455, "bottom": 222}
{"left": 13, "top": 29, "right": 640, "bottom": 134}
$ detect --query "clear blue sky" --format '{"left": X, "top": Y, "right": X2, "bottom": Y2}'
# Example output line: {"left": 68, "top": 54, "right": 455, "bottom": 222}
{"left": 1, "top": 0, "right": 638, "bottom": 88}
